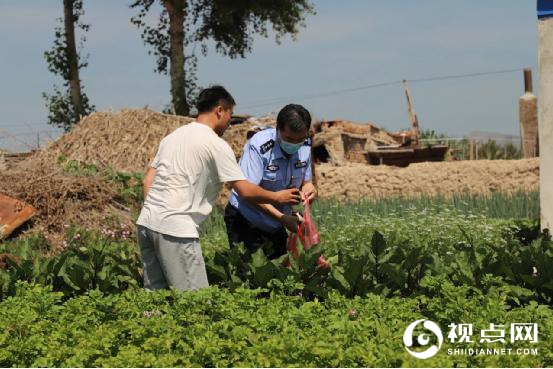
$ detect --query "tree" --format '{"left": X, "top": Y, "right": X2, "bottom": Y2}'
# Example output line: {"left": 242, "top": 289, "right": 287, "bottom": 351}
{"left": 44, "top": 0, "right": 94, "bottom": 131}
{"left": 130, "top": 0, "right": 315, "bottom": 116}
{"left": 478, "top": 139, "right": 521, "bottom": 160}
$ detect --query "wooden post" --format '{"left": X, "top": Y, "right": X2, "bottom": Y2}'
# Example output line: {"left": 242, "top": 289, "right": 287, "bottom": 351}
{"left": 0, "top": 151, "right": 5, "bottom": 171}
{"left": 519, "top": 68, "right": 539, "bottom": 158}
{"left": 469, "top": 139, "right": 476, "bottom": 160}
{"left": 538, "top": 1, "right": 553, "bottom": 231}
{"left": 309, "top": 131, "right": 317, "bottom": 188}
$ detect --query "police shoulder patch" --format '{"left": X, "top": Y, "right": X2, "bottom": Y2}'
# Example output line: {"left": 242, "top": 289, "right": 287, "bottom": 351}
{"left": 294, "top": 161, "right": 308, "bottom": 169}
{"left": 259, "top": 139, "right": 274, "bottom": 154}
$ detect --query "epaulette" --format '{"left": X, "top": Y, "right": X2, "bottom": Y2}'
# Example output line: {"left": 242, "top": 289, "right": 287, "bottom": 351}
{"left": 304, "top": 137, "right": 312, "bottom": 146}
{"left": 260, "top": 139, "right": 275, "bottom": 154}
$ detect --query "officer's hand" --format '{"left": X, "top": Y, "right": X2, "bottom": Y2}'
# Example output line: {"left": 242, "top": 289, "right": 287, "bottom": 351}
{"left": 281, "top": 213, "right": 304, "bottom": 233}
{"left": 301, "top": 182, "right": 317, "bottom": 204}
{"left": 275, "top": 188, "right": 301, "bottom": 205}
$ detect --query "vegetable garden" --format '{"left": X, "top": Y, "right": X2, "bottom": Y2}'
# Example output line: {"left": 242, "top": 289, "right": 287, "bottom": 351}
{"left": 0, "top": 188, "right": 551, "bottom": 367}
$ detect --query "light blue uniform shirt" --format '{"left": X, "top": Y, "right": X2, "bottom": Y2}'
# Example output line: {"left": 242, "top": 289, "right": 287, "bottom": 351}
{"left": 229, "top": 128, "right": 313, "bottom": 232}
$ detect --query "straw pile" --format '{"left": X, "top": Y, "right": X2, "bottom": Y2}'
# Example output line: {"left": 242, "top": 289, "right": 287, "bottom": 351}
{"left": 0, "top": 109, "right": 274, "bottom": 247}
{"left": 0, "top": 154, "right": 129, "bottom": 250}
{"left": 42, "top": 109, "right": 195, "bottom": 173}
{"left": 40, "top": 109, "right": 275, "bottom": 173}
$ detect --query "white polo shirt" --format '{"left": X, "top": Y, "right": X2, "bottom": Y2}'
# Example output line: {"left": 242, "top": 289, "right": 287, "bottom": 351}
{"left": 136, "top": 122, "right": 245, "bottom": 238}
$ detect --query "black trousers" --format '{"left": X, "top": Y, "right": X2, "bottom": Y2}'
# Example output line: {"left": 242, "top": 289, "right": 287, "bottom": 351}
{"left": 224, "top": 204, "right": 288, "bottom": 259}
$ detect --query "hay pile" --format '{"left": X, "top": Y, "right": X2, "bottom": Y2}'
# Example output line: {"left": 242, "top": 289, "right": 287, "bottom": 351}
{"left": 43, "top": 109, "right": 275, "bottom": 173}
{"left": 0, "top": 109, "right": 275, "bottom": 247}
{"left": 0, "top": 154, "right": 131, "bottom": 250}
{"left": 43, "top": 109, "right": 195, "bottom": 173}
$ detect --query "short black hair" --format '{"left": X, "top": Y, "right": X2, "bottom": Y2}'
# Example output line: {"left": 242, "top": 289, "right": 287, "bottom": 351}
{"left": 276, "top": 104, "right": 311, "bottom": 132}
{"left": 196, "top": 85, "right": 236, "bottom": 114}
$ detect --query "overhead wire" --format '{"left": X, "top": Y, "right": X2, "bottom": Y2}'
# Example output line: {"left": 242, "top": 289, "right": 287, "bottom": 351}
{"left": 237, "top": 66, "right": 533, "bottom": 111}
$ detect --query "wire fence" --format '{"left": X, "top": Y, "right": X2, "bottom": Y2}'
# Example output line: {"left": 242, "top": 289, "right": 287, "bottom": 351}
{"left": 0, "top": 127, "right": 64, "bottom": 153}
{"left": 420, "top": 135, "right": 531, "bottom": 160}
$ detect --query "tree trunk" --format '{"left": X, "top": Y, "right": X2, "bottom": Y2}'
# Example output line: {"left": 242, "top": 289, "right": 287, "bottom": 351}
{"left": 63, "top": 0, "right": 84, "bottom": 123}
{"left": 164, "top": 0, "right": 189, "bottom": 116}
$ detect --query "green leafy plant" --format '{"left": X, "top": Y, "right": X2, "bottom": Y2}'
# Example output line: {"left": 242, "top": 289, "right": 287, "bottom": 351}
{"left": 0, "top": 228, "right": 141, "bottom": 300}
{"left": 0, "top": 282, "right": 551, "bottom": 368}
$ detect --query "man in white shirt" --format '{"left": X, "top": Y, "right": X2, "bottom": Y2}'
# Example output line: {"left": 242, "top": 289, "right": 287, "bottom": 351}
{"left": 136, "top": 85, "right": 301, "bottom": 292}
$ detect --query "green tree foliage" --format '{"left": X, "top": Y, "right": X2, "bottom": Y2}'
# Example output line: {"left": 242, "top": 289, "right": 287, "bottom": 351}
{"left": 478, "top": 139, "right": 521, "bottom": 160}
{"left": 130, "top": 0, "right": 315, "bottom": 115}
{"left": 43, "top": 0, "right": 94, "bottom": 131}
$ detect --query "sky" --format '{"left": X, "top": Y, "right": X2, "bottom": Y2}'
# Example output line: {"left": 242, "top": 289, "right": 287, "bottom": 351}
{"left": 0, "top": 1, "right": 539, "bottom": 152}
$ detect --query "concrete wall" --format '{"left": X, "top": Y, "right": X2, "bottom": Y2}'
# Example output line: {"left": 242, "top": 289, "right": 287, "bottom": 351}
{"left": 539, "top": 18, "right": 553, "bottom": 231}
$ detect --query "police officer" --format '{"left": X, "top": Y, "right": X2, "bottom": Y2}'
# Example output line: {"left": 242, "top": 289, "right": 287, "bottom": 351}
{"left": 224, "top": 104, "right": 317, "bottom": 258}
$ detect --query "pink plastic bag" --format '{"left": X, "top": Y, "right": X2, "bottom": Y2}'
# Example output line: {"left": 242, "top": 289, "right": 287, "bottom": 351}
{"left": 300, "top": 194, "right": 321, "bottom": 247}
{"left": 287, "top": 194, "right": 326, "bottom": 268}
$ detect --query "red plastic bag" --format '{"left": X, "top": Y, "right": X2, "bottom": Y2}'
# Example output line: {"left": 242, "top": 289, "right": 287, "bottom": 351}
{"left": 286, "top": 232, "right": 300, "bottom": 258}
{"left": 300, "top": 193, "right": 321, "bottom": 247}
{"left": 287, "top": 193, "right": 326, "bottom": 268}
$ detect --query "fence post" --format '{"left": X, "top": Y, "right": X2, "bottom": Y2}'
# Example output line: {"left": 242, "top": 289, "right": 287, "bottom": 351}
{"left": 519, "top": 68, "right": 539, "bottom": 158}
{"left": 469, "top": 139, "right": 476, "bottom": 160}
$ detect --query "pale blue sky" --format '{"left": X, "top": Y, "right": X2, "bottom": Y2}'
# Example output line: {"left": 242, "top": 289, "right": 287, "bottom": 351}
{"left": 0, "top": 1, "right": 539, "bottom": 151}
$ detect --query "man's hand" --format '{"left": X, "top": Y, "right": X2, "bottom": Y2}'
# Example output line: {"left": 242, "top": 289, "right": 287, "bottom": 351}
{"left": 274, "top": 188, "right": 302, "bottom": 205}
{"left": 280, "top": 213, "right": 304, "bottom": 233}
{"left": 301, "top": 182, "right": 317, "bottom": 204}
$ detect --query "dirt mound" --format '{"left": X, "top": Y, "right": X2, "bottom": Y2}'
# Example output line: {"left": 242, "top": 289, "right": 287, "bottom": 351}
{"left": 315, "top": 158, "right": 539, "bottom": 200}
